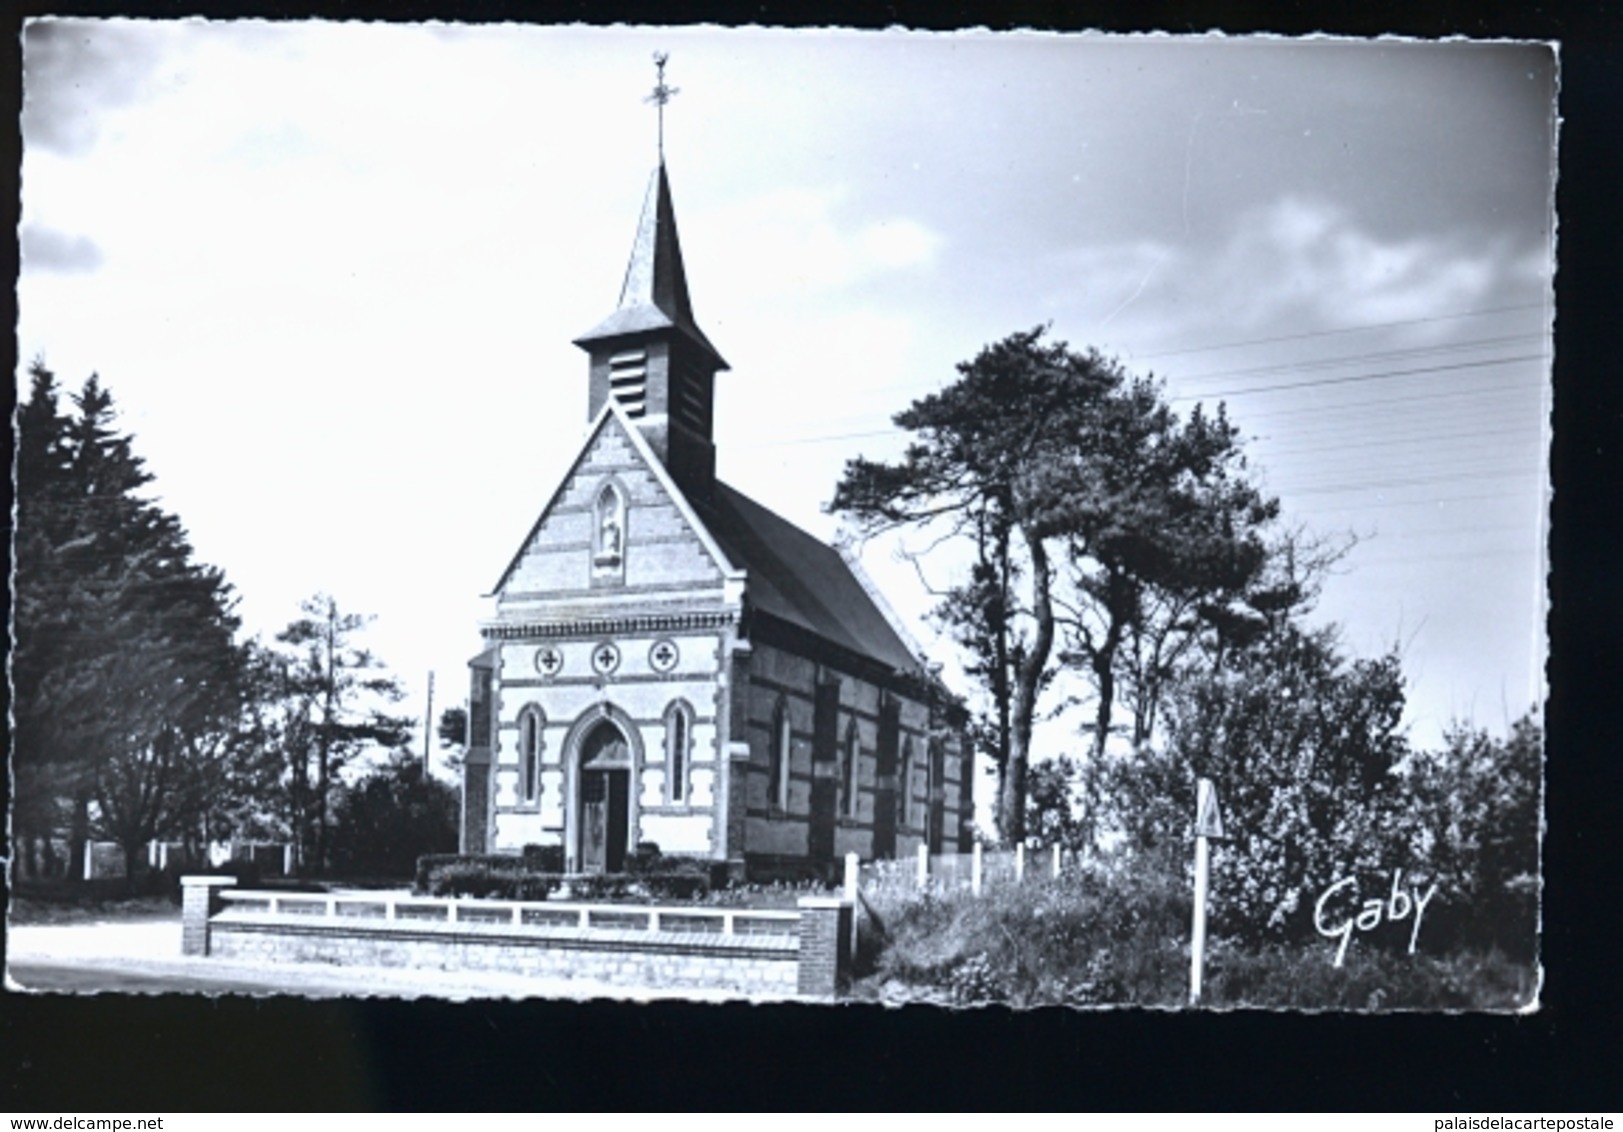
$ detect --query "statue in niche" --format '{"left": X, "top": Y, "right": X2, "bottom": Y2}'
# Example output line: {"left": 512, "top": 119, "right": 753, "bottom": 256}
{"left": 596, "top": 487, "right": 623, "bottom": 564}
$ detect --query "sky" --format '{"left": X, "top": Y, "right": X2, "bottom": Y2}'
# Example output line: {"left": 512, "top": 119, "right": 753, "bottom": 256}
{"left": 16, "top": 22, "right": 1556, "bottom": 779}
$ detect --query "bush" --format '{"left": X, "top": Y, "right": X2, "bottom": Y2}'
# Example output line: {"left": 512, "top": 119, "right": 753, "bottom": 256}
{"left": 855, "top": 855, "right": 1197, "bottom": 1008}
{"left": 851, "top": 852, "right": 1539, "bottom": 1010}
{"left": 1202, "top": 941, "right": 1538, "bottom": 1011}
{"left": 521, "top": 844, "right": 565, "bottom": 872}
{"left": 414, "top": 850, "right": 715, "bottom": 903}
{"left": 414, "top": 853, "right": 528, "bottom": 893}
{"left": 626, "top": 841, "right": 663, "bottom": 874}
{"left": 563, "top": 871, "right": 710, "bottom": 902}
{"left": 330, "top": 754, "right": 459, "bottom": 879}
{"left": 423, "top": 861, "right": 558, "bottom": 901}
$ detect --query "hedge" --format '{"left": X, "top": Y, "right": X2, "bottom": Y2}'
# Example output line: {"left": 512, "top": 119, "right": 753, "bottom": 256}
{"left": 415, "top": 855, "right": 716, "bottom": 903}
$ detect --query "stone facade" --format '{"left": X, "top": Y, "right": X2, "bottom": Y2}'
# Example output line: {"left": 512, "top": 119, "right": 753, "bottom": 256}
{"left": 461, "top": 160, "right": 972, "bottom": 879}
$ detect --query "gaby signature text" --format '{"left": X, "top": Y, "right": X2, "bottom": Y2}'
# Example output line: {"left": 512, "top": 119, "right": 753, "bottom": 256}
{"left": 1314, "top": 869, "right": 1439, "bottom": 967}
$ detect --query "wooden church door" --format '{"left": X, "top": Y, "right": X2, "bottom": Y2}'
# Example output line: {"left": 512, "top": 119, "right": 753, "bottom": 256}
{"left": 579, "top": 723, "right": 631, "bottom": 874}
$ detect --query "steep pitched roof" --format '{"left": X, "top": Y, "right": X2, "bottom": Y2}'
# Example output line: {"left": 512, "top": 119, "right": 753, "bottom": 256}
{"left": 487, "top": 400, "right": 738, "bottom": 597}
{"left": 698, "top": 482, "right": 924, "bottom": 677}
{"left": 574, "top": 162, "right": 728, "bottom": 370}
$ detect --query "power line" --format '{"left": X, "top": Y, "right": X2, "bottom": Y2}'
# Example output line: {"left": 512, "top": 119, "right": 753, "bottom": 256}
{"left": 1130, "top": 302, "right": 1547, "bottom": 362}
{"left": 736, "top": 382, "right": 1541, "bottom": 454}
{"left": 1281, "top": 465, "right": 1542, "bottom": 498}
{"left": 1214, "top": 377, "right": 1538, "bottom": 427}
{"left": 1286, "top": 490, "right": 1543, "bottom": 519}
{"left": 1170, "top": 353, "right": 1546, "bottom": 402}
{"left": 1348, "top": 546, "right": 1541, "bottom": 569}
{"left": 1166, "top": 333, "right": 1538, "bottom": 384}
{"left": 1254, "top": 423, "right": 1541, "bottom": 462}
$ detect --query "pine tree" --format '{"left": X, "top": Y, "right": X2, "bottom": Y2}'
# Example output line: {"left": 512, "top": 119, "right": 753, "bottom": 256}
{"left": 831, "top": 327, "right": 1277, "bottom": 843}
{"left": 13, "top": 362, "right": 77, "bottom": 877}
{"left": 273, "top": 594, "right": 412, "bottom": 875}
{"left": 12, "top": 366, "right": 246, "bottom": 882}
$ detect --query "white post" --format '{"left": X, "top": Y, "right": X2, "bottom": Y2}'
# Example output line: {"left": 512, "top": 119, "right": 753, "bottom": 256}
{"left": 971, "top": 842, "right": 983, "bottom": 897}
{"left": 159, "top": 841, "right": 169, "bottom": 872}
{"left": 83, "top": 840, "right": 94, "bottom": 881}
{"left": 1052, "top": 843, "right": 1061, "bottom": 879}
{"left": 1190, "top": 777, "right": 1224, "bottom": 1006}
{"left": 1190, "top": 834, "right": 1210, "bottom": 1005}
{"left": 283, "top": 843, "right": 294, "bottom": 876}
{"left": 148, "top": 839, "right": 157, "bottom": 869}
{"left": 916, "top": 843, "right": 929, "bottom": 889}
{"left": 844, "top": 851, "right": 861, "bottom": 958}
{"left": 1015, "top": 842, "right": 1025, "bottom": 883}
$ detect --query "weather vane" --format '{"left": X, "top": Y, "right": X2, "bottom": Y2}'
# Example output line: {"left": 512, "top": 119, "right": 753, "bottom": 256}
{"left": 645, "top": 52, "right": 679, "bottom": 161}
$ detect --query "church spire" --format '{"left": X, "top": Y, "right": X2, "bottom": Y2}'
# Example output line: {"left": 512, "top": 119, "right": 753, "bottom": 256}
{"left": 574, "top": 162, "right": 727, "bottom": 369}
{"left": 573, "top": 54, "right": 727, "bottom": 501}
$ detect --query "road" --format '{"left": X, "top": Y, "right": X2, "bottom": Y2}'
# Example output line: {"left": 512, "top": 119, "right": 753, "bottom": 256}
{"left": 9, "top": 960, "right": 322, "bottom": 995}
{"left": 4, "top": 917, "right": 783, "bottom": 1002}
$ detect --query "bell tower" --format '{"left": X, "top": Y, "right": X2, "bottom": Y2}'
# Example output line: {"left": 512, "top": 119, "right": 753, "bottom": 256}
{"left": 573, "top": 56, "right": 728, "bottom": 503}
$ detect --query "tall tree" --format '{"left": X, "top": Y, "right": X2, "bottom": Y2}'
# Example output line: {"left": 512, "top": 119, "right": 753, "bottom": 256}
{"left": 1397, "top": 714, "right": 1541, "bottom": 959}
{"left": 12, "top": 366, "right": 246, "bottom": 881}
{"left": 832, "top": 327, "right": 1276, "bottom": 843}
{"left": 168, "top": 639, "right": 290, "bottom": 863}
{"left": 1101, "top": 621, "right": 1410, "bottom": 942}
{"left": 436, "top": 704, "right": 469, "bottom": 775}
{"left": 13, "top": 362, "right": 78, "bottom": 876}
{"left": 273, "top": 594, "right": 412, "bottom": 875}
{"left": 1052, "top": 384, "right": 1278, "bottom": 762}
{"left": 329, "top": 749, "right": 460, "bottom": 878}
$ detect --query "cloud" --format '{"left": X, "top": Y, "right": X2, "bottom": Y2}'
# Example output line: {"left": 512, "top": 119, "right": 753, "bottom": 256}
{"left": 22, "top": 20, "right": 165, "bottom": 156}
{"left": 20, "top": 224, "right": 104, "bottom": 273}
{"left": 1223, "top": 195, "right": 1511, "bottom": 331}
{"left": 706, "top": 187, "right": 941, "bottom": 299}
{"left": 1047, "top": 195, "right": 1539, "bottom": 355}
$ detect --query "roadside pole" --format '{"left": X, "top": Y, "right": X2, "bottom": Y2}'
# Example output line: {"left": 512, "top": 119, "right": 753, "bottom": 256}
{"left": 1189, "top": 776, "right": 1225, "bottom": 1006}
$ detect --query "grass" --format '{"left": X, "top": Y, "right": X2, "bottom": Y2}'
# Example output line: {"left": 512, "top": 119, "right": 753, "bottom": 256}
{"left": 851, "top": 870, "right": 1539, "bottom": 1012}
{"left": 8, "top": 894, "right": 181, "bottom": 926}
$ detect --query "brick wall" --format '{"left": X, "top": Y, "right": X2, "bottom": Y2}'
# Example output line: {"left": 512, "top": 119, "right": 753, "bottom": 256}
{"left": 201, "top": 909, "right": 840, "bottom": 998}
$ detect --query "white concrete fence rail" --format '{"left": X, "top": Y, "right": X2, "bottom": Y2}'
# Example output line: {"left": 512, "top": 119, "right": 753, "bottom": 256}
{"left": 181, "top": 877, "right": 852, "bottom": 999}
{"left": 850, "top": 843, "right": 1065, "bottom": 900}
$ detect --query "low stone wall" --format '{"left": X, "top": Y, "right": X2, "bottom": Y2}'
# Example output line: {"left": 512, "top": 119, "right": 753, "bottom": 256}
{"left": 182, "top": 878, "right": 850, "bottom": 999}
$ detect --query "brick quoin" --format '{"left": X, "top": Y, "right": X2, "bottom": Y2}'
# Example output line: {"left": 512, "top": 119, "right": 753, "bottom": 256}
{"left": 796, "top": 897, "right": 852, "bottom": 998}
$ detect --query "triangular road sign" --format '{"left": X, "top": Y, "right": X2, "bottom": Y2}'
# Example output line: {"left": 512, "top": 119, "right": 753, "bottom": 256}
{"left": 1194, "top": 777, "right": 1226, "bottom": 840}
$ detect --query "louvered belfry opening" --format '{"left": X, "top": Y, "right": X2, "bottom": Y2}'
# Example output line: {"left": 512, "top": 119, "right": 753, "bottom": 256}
{"left": 575, "top": 162, "right": 729, "bottom": 501}
{"left": 608, "top": 349, "right": 649, "bottom": 418}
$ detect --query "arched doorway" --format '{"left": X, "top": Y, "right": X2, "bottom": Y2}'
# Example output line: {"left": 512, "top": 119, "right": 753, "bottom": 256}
{"left": 577, "top": 721, "right": 632, "bottom": 874}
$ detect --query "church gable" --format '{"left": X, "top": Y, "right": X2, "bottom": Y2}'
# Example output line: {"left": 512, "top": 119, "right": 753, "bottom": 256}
{"left": 494, "top": 404, "right": 735, "bottom": 609}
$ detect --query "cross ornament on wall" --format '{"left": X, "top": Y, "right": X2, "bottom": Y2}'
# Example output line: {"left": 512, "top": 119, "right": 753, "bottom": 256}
{"left": 650, "top": 640, "right": 678, "bottom": 672}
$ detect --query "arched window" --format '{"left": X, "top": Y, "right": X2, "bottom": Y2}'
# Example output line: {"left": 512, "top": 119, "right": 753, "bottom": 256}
{"left": 594, "top": 483, "right": 624, "bottom": 565}
{"left": 898, "top": 737, "right": 914, "bottom": 828}
{"left": 769, "top": 698, "right": 791, "bottom": 813}
{"left": 664, "top": 702, "right": 692, "bottom": 804}
{"left": 518, "top": 706, "right": 544, "bottom": 805}
{"left": 841, "top": 719, "right": 860, "bottom": 819}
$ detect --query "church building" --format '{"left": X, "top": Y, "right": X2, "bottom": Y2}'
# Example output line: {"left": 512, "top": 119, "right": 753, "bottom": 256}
{"left": 460, "top": 138, "right": 974, "bottom": 880}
